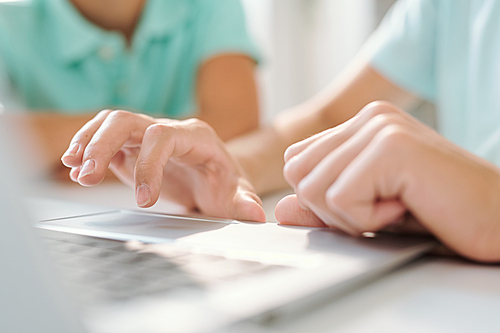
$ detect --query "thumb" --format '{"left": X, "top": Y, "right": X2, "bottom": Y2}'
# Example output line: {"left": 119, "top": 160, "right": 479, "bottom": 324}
{"left": 231, "top": 192, "right": 266, "bottom": 222}
{"left": 275, "top": 194, "right": 327, "bottom": 227}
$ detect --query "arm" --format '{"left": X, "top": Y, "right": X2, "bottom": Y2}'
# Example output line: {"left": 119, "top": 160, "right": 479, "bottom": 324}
{"left": 59, "top": 57, "right": 416, "bottom": 218}
{"left": 276, "top": 102, "right": 500, "bottom": 263}
{"left": 8, "top": 54, "right": 258, "bottom": 178}
{"left": 4, "top": 112, "right": 97, "bottom": 177}
{"left": 195, "top": 54, "right": 260, "bottom": 141}
{"left": 229, "top": 57, "right": 418, "bottom": 194}
{"left": 61, "top": 111, "right": 266, "bottom": 222}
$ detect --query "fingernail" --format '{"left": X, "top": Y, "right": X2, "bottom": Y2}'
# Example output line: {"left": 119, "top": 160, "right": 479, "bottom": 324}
{"left": 69, "top": 167, "right": 80, "bottom": 182}
{"left": 63, "top": 142, "right": 80, "bottom": 158}
{"left": 136, "top": 184, "right": 151, "bottom": 207}
{"left": 79, "top": 159, "right": 95, "bottom": 178}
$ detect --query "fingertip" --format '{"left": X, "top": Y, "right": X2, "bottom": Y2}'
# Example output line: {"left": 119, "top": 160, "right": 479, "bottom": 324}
{"left": 233, "top": 194, "right": 266, "bottom": 222}
{"left": 136, "top": 183, "right": 156, "bottom": 208}
{"left": 275, "top": 194, "right": 327, "bottom": 227}
{"left": 69, "top": 167, "right": 80, "bottom": 182}
{"left": 134, "top": 166, "right": 162, "bottom": 209}
{"left": 61, "top": 155, "right": 80, "bottom": 168}
{"left": 76, "top": 159, "right": 102, "bottom": 186}
{"left": 79, "top": 159, "right": 95, "bottom": 177}
{"left": 77, "top": 164, "right": 108, "bottom": 187}
{"left": 61, "top": 142, "right": 81, "bottom": 167}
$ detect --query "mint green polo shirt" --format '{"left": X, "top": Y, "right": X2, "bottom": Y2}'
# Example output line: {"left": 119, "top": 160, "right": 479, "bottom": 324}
{"left": 367, "top": 0, "right": 500, "bottom": 165}
{"left": 0, "top": 0, "right": 258, "bottom": 118}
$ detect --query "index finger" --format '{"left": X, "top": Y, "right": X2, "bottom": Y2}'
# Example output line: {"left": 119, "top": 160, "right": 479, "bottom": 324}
{"left": 61, "top": 109, "right": 113, "bottom": 168}
{"left": 133, "top": 119, "right": 223, "bottom": 207}
{"left": 283, "top": 102, "right": 407, "bottom": 189}
{"left": 64, "top": 110, "right": 156, "bottom": 186}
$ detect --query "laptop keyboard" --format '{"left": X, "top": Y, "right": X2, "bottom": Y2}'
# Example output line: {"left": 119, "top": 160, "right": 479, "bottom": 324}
{"left": 37, "top": 229, "right": 285, "bottom": 305}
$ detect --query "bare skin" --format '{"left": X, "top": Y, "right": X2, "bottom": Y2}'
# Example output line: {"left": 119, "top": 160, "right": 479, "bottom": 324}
{"left": 229, "top": 57, "right": 417, "bottom": 194}
{"left": 12, "top": 0, "right": 260, "bottom": 177}
{"left": 62, "top": 53, "right": 500, "bottom": 263}
{"left": 61, "top": 111, "right": 265, "bottom": 222}
{"left": 60, "top": 58, "right": 414, "bottom": 218}
{"left": 69, "top": 0, "right": 147, "bottom": 43}
{"left": 277, "top": 102, "right": 500, "bottom": 263}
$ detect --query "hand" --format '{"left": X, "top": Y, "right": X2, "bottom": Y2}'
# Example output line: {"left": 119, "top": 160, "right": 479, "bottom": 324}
{"left": 61, "top": 110, "right": 266, "bottom": 222}
{"left": 276, "top": 101, "right": 500, "bottom": 262}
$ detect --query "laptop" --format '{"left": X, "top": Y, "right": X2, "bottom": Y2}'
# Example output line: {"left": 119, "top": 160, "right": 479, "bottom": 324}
{"left": 0, "top": 121, "right": 436, "bottom": 333}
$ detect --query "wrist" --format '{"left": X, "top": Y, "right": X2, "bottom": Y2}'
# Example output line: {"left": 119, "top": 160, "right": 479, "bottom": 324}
{"left": 227, "top": 127, "right": 289, "bottom": 195}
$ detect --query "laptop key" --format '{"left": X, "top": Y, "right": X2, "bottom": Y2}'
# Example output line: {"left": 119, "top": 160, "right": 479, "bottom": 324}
{"left": 39, "top": 230, "right": 284, "bottom": 304}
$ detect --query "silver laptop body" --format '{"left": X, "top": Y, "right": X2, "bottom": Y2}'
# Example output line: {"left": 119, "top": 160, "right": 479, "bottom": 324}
{"left": 0, "top": 121, "right": 436, "bottom": 333}
{"left": 0, "top": 122, "right": 86, "bottom": 333}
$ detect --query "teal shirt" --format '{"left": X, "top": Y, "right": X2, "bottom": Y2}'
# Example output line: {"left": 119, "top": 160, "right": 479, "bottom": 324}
{"left": 368, "top": 0, "right": 500, "bottom": 165}
{"left": 0, "top": 0, "right": 258, "bottom": 117}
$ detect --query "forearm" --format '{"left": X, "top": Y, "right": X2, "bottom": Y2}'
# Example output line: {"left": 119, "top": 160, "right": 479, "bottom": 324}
{"left": 3, "top": 112, "right": 97, "bottom": 176}
{"left": 406, "top": 142, "right": 500, "bottom": 263}
{"left": 230, "top": 59, "right": 418, "bottom": 195}
{"left": 196, "top": 54, "right": 260, "bottom": 142}
{"left": 227, "top": 96, "right": 356, "bottom": 195}
{"left": 275, "top": 59, "right": 419, "bottom": 142}
{"left": 275, "top": 101, "right": 500, "bottom": 262}
{"left": 227, "top": 126, "right": 288, "bottom": 194}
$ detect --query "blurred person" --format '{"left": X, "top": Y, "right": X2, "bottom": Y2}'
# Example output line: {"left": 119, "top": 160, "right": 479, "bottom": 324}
{"left": 62, "top": 0, "right": 500, "bottom": 262}
{"left": 0, "top": 0, "right": 260, "bottom": 176}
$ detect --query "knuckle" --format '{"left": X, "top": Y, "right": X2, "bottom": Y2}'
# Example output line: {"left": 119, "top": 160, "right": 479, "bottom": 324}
{"left": 145, "top": 123, "right": 169, "bottom": 137}
{"left": 144, "top": 119, "right": 217, "bottom": 144}
{"left": 376, "top": 124, "right": 415, "bottom": 150}
{"left": 184, "top": 118, "right": 205, "bottom": 126}
{"left": 183, "top": 118, "right": 208, "bottom": 129}
{"left": 325, "top": 187, "right": 345, "bottom": 214}
{"left": 361, "top": 100, "right": 401, "bottom": 118}
{"left": 296, "top": 179, "right": 320, "bottom": 204}
{"left": 106, "top": 109, "right": 133, "bottom": 123}
{"left": 283, "top": 157, "right": 307, "bottom": 188}
{"left": 97, "top": 109, "right": 113, "bottom": 117}
{"left": 185, "top": 118, "right": 215, "bottom": 134}
{"left": 151, "top": 118, "right": 216, "bottom": 138}
{"left": 368, "top": 112, "right": 403, "bottom": 131}
{"left": 283, "top": 143, "right": 301, "bottom": 163}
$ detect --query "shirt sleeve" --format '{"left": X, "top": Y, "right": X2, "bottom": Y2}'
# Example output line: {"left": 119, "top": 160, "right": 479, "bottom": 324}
{"left": 366, "top": 0, "right": 438, "bottom": 101}
{"left": 0, "top": 57, "right": 22, "bottom": 111}
{"left": 0, "top": 3, "right": 27, "bottom": 111}
{"left": 195, "top": 0, "right": 260, "bottom": 63}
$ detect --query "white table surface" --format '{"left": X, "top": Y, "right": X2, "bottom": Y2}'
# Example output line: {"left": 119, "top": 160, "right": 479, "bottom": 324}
{"left": 29, "top": 179, "right": 500, "bottom": 333}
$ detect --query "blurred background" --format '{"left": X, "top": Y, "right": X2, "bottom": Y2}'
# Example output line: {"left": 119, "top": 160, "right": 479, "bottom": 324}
{"left": 1, "top": 0, "right": 432, "bottom": 126}
{"left": 241, "top": 0, "right": 398, "bottom": 123}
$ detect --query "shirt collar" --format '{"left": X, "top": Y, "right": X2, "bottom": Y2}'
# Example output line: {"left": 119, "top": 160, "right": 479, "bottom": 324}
{"left": 48, "top": 0, "right": 107, "bottom": 65}
{"left": 48, "top": 0, "right": 191, "bottom": 65}
{"left": 134, "top": 0, "right": 191, "bottom": 43}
